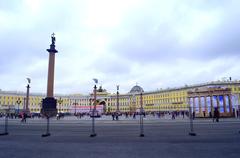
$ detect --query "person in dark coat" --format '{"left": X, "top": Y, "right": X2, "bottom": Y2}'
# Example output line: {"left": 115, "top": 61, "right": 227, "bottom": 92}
{"left": 133, "top": 112, "right": 136, "bottom": 119}
{"left": 209, "top": 111, "right": 212, "bottom": 118}
{"left": 214, "top": 107, "right": 220, "bottom": 122}
{"left": 21, "top": 112, "right": 27, "bottom": 123}
{"left": 112, "top": 113, "right": 115, "bottom": 120}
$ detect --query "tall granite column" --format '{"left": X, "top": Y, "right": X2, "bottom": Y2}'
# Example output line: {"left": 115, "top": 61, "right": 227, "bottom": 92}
{"left": 41, "top": 33, "right": 58, "bottom": 116}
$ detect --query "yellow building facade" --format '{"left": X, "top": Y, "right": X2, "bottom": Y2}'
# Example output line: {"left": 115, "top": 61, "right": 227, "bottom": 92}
{"left": 0, "top": 90, "right": 69, "bottom": 114}
{"left": 1, "top": 81, "right": 240, "bottom": 116}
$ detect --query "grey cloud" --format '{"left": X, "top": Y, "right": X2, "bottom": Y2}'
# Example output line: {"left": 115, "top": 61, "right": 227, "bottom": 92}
{"left": 1, "top": 0, "right": 240, "bottom": 94}
{"left": 0, "top": 0, "right": 21, "bottom": 12}
{"left": 194, "top": 16, "right": 240, "bottom": 58}
{"left": 91, "top": 56, "right": 131, "bottom": 76}
{"left": 111, "top": 0, "right": 240, "bottom": 64}
{"left": 0, "top": 31, "right": 47, "bottom": 73}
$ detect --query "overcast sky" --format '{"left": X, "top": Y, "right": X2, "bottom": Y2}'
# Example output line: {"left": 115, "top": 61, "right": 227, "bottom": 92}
{"left": 1, "top": 0, "right": 240, "bottom": 95}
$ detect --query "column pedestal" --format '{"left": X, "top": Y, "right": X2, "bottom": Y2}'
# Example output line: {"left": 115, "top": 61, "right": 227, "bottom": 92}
{"left": 42, "top": 97, "right": 57, "bottom": 117}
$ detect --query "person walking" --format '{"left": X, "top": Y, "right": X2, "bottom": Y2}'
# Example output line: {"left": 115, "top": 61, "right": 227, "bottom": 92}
{"left": 21, "top": 113, "right": 24, "bottom": 122}
{"left": 171, "top": 112, "right": 175, "bottom": 120}
{"left": 112, "top": 113, "right": 115, "bottom": 120}
{"left": 24, "top": 112, "right": 27, "bottom": 123}
{"left": 21, "top": 112, "right": 27, "bottom": 123}
{"left": 192, "top": 112, "right": 195, "bottom": 120}
{"left": 133, "top": 112, "right": 136, "bottom": 119}
{"left": 214, "top": 107, "right": 220, "bottom": 122}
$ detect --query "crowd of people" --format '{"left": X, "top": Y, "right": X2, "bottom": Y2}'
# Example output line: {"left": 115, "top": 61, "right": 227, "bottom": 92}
{"left": 70, "top": 108, "right": 238, "bottom": 122}
{"left": 0, "top": 112, "right": 42, "bottom": 123}
{"left": 72, "top": 111, "right": 190, "bottom": 120}
{"left": 1, "top": 107, "right": 239, "bottom": 123}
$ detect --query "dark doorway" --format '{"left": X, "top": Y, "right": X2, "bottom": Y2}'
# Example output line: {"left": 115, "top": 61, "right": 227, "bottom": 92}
{"left": 99, "top": 101, "right": 106, "bottom": 113}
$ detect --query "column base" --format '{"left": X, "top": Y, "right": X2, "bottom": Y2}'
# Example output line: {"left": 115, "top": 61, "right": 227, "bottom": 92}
{"left": 139, "top": 134, "right": 145, "bottom": 137}
{"left": 189, "top": 132, "right": 197, "bottom": 136}
{"left": 42, "top": 133, "right": 51, "bottom": 137}
{"left": 41, "top": 97, "right": 57, "bottom": 117}
{"left": 0, "top": 132, "right": 8, "bottom": 136}
{"left": 90, "top": 133, "right": 97, "bottom": 137}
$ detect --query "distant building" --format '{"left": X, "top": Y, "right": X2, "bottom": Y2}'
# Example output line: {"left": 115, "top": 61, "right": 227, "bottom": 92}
{"left": 0, "top": 91, "right": 69, "bottom": 114}
{"left": 1, "top": 80, "right": 240, "bottom": 117}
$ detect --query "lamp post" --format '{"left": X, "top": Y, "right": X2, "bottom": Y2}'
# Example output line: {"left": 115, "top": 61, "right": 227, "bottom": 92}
{"left": 89, "top": 98, "right": 92, "bottom": 111}
{"left": 26, "top": 78, "right": 31, "bottom": 114}
{"left": 74, "top": 99, "right": 77, "bottom": 115}
{"left": 238, "top": 102, "right": 240, "bottom": 134}
{"left": 38, "top": 101, "right": 42, "bottom": 115}
{"left": 139, "top": 92, "right": 144, "bottom": 137}
{"left": 58, "top": 97, "right": 63, "bottom": 114}
{"left": 23, "top": 97, "right": 26, "bottom": 110}
{"left": 16, "top": 98, "right": 22, "bottom": 115}
{"left": 90, "top": 78, "right": 98, "bottom": 137}
{"left": 116, "top": 85, "right": 120, "bottom": 121}
{"left": 57, "top": 97, "right": 63, "bottom": 120}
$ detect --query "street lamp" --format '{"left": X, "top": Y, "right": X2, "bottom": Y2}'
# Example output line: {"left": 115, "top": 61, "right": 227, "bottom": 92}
{"left": 89, "top": 98, "right": 92, "bottom": 111}
{"left": 116, "top": 85, "right": 120, "bottom": 121}
{"left": 26, "top": 78, "right": 31, "bottom": 113}
{"left": 139, "top": 92, "right": 144, "bottom": 137}
{"left": 90, "top": 78, "right": 98, "bottom": 137}
{"left": 38, "top": 100, "right": 43, "bottom": 115}
{"left": 58, "top": 97, "right": 63, "bottom": 114}
{"left": 74, "top": 99, "right": 77, "bottom": 115}
{"left": 16, "top": 98, "right": 22, "bottom": 115}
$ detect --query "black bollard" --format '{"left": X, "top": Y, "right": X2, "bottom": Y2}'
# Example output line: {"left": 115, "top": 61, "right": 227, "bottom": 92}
{"left": 42, "top": 116, "right": 51, "bottom": 137}
{"left": 0, "top": 115, "right": 9, "bottom": 136}
{"left": 90, "top": 109, "right": 97, "bottom": 137}
{"left": 188, "top": 106, "right": 196, "bottom": 136}
{"left": 139, "top": 112, "right": 144, "bottom": 137}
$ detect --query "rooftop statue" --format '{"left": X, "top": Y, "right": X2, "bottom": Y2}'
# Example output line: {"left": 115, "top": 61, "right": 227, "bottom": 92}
{"left": 47, "top": 32, "right": 58, "bottom": 53}
{"left": 51, "top": 33, "right": 56, "bottom": 45}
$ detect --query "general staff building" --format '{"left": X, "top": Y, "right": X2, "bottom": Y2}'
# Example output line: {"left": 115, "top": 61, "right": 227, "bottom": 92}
{"left": 1, "top": 80, "right": 240, "bottom": 117}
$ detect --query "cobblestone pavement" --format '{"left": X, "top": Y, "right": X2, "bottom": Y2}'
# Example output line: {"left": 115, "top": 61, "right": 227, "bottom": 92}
{"left": 0, "top": 116, "right": 240, "bottom": 158}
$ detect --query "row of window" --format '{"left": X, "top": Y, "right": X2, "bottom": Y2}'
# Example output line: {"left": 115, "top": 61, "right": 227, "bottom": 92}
{"left": 1, "top": 86, "right": 240, "bottom": 107}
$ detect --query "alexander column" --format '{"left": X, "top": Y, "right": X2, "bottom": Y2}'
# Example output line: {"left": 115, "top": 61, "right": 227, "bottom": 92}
{"left": 41, "top": 33, "right": 58, "bottom": 117}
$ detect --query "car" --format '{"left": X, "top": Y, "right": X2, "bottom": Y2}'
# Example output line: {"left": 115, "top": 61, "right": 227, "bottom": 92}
{"left": 89, "top": 110, "right": 101, "bottom": 118}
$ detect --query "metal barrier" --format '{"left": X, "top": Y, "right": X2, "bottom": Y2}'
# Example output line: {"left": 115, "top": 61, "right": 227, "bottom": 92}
{"left": 0, "top": 115, "right": 8, "bottom": 136}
